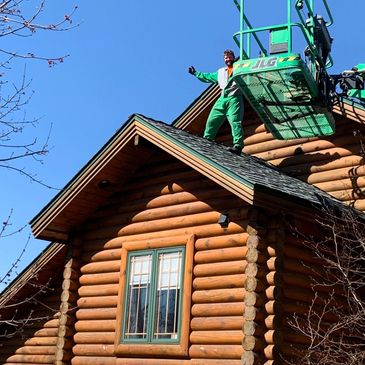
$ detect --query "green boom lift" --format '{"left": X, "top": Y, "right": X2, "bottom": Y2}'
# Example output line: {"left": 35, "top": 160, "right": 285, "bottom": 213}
{"left": 231, "top": 0, "right": 364, "bottom": 140}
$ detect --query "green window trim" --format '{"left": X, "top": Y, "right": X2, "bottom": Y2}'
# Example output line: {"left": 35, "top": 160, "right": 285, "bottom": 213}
{"left": 121, "top": 246, "right": 186, "bottom": 344}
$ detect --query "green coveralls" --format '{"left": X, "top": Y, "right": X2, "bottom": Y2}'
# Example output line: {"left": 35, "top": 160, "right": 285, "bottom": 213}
{"left": 194, "top": 67, "right": 244, "bottom": 148}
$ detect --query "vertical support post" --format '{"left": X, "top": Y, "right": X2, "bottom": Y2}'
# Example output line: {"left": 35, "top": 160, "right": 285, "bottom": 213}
{"left": 287, "top": 0, "right": 292, "bottom": 53}
{"left": 240, "top": 0, "right": 245, "bottom": 60}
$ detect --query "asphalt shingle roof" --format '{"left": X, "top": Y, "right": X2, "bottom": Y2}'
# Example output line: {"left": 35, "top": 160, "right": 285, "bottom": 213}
{"left": 137, "top": 114, "right": 354, "bottom": 214}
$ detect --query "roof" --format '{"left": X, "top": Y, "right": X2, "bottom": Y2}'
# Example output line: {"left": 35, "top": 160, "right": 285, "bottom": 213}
{"left": 30, "top": 113, "right": 358, "bottom": 242}
{"left": 0, "top": 242, "right": 66, "bottom": 317}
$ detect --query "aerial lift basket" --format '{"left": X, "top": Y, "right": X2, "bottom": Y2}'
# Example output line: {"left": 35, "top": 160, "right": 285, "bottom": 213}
{"left": 232, "top": 0, "right": 336, "bottom": 140}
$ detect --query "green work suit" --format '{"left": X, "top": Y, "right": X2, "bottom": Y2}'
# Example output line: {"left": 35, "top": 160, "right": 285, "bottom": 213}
{"left": 194, "top": 67, "right": 244, "bottom": 148}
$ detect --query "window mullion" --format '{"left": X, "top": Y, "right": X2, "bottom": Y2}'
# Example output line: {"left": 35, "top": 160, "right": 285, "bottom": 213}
{"left": 147, "top": 250, "right": 158, "bottom": 342}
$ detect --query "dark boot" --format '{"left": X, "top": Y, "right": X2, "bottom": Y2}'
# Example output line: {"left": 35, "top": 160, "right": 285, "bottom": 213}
{"left": 227, "top": 145, "right": 242, "bottom": 155}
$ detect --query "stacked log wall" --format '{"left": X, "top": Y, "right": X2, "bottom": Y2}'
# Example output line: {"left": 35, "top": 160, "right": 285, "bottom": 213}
{"left": 278, "top": 226, "right": 348, "bottom": 362}
{"left": 0, "top": 288, "right": 63, "bottom": 365}
{"left": 212, "top": 105, "right": 365, "bottom": 211}
{"left": 72, "top": 152, "right": 262, "bottom": 365}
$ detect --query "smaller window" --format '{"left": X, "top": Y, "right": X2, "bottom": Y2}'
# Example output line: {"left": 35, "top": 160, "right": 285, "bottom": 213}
{"left": 122, "top": 247, "right": 184, "bottom": 343}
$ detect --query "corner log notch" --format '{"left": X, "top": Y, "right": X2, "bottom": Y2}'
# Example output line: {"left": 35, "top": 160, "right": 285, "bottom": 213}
{"left": 242, "top": 207, "right": 269, "bottom": 365}
{"left": 55, "top": 238, "right": 81, "bottom": 364}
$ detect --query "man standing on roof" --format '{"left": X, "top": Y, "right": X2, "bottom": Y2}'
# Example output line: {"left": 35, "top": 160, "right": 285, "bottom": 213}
{"left": 188, "top": 49, "right": 244, "bottom": 155}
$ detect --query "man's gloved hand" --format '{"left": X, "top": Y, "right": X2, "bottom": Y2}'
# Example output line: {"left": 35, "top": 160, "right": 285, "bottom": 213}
{"left": 188, "top": 66, "right": 196, "bottom": 75}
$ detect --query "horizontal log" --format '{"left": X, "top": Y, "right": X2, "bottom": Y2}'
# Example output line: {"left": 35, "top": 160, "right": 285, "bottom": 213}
{"left": 192, "top": 302, "right": 244, "bottom": 317}
{"left": 82, "top": 249, "right": 122, "bottom": 263}
{"left": 190, "top": 330, "right": 243, "bottom": 344}
{"left": 74, "top": 332, "right": 114, "bottom": 344}
{"left": 23, "top": 337, "right": 58, "bottom": 346}
{"left": 72, "top": 344, "right": 114, "bottom": 357}
{"left": 191, "top": 316, "right": 243, "bottom": 331}
{"left": 195, "top": 232, "right": 249, "bottom": 251}
{"left": 115, "top": 211, "right": 236, "bottom": 237}
{"left": 75, "top": 320, "right": 116, "bottom": 332}
{"left": 189, "top": 344, "right": 243, "bottom": 359}
{"left": 315, "top": 176, "right": 365, "bottom": 193}
{"left": 42, "top": 318, "right": 60, "bottom": 328}
{"left": 77, "top": 296, "right": 118, "bottom": 309}
{"left": 79, "top": 272, "right": 120, "bottom": 286}
{"left": 4, "top": 354, "right": 56, "bottom": 363}
{"left": 194, "top": 247, "right": 248, "bottom": 264}
{"left": 97, "top": 220, "right": 247, "bottom": 245}
{"left": 31, "top": 327, "right": 59, "bottom": 337}
{"left": 72, "top": 356, "right": 116, "bottom": 365}
{"left": 78, "top": 284, "right": 119, "bottom": 297}
{"left": 80, "top": 260, "right": 121, "bottom": 275}
{"left": 116, "top": 360, "right": 243, "bottom": 365}
{"left": 194, "top": 260, "right": 247, "bottom": 277}
{"left": 89, "top": 195, "right": 240, "bottom": 230}
{"left": 282, "top": 155, "right": 363, "bottom": 176}
{"left": 329, "top": 187, "right": 365, "bottom": 201}
{"left": 76, "top": 308, "right": 117, "bottom": 320}
{"left": 303, "top": 165, "right": 365, "bottom": 185}
{"left": 192, "top": 288, "right": 245, "bottom": 303}
{"left": 193, "top": 274, "right": 246, "bottom": 290}
{"left": 85, "top": 234, "right": 190, "bottom": 252}
{"left": 253, "top": 135, "right": 356, "bottom": 161}
{"left": 14, "top": 345, "right": 57, "bottom": 355}
{"left": 244, "top": 135, "right": 315, "bottom": 156}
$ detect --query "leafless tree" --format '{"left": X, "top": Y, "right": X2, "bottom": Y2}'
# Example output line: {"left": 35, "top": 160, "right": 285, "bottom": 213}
{"left": 0, "top": 1, "right": 77, "bottom": 342}
{"left": 288, "top": 203, "right": 365, "bottom": 365}
{"left": 0, "top": 0, "right": 78, "bottom": 186}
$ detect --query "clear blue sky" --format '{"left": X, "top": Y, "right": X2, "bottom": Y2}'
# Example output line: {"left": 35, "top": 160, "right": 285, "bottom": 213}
{"left": 1, "top": 0, "right": 364, "bottom": 289}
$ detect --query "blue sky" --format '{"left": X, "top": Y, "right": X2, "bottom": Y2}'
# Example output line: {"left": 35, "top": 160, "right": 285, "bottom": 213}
{"left": 1, "top": 0, "right": 364, "bottom": 289}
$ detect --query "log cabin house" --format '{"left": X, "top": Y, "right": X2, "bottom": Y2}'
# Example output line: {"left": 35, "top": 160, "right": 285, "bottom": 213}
{"left": 1, "top": 81, "right": 365, "bottom": 365}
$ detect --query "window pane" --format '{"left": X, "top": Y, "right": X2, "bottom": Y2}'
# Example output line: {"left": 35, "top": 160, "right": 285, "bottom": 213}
{"left": 153, "top": 251, "right": 183, "bottom": 340}
{"left": 124, "top": 254, "right": 152, "bottom": 340}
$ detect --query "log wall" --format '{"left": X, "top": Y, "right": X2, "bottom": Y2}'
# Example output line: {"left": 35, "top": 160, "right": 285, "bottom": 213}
{"left": 0, "top": 288, "right": 63, "bottom": 365}
{"left": 200, "top": 102, "right": 365, "bottom": 211}
{"left": 72, "top": 151, "right": 259, "bottom": 364}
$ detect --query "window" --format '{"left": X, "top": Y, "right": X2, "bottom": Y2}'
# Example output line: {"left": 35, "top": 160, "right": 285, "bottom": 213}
{"left": 123, "top": 248, "right": 184, "bottom": 342}
{"left": 115, "top": 236, "right": 194, "bottom": 357}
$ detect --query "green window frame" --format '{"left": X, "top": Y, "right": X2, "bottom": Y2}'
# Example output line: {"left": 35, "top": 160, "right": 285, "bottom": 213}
{"left": 121, "top": 246, "right": 185, "bottom": 344}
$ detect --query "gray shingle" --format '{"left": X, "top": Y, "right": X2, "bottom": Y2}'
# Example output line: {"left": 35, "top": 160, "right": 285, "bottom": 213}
{"left": 137, "top": 114, "right": 358, "bottom": 215}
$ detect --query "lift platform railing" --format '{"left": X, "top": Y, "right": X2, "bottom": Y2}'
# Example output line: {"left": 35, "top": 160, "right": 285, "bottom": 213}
{"left": 232, "top": 0, "right": 334, "bottom": 71}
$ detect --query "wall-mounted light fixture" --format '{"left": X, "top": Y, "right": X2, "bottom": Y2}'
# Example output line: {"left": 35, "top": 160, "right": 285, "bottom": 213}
{"left": 218, "top": 213, "right": 230, "bottom": 228}
{"left": 98, "top": 180, "right": 110, "bottom": 189}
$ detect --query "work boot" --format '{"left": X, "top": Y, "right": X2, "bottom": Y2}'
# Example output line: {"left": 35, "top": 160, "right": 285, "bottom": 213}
{"left": 227, "top": 145, "right": 242, "bottom": 155}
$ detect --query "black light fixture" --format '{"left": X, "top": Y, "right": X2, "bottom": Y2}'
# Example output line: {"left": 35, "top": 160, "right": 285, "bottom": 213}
{"left": 98, "top": 179, "right": 110, "bottom": 189}
{"left": 218, "top": 213, "right": 230, "bottom": 228}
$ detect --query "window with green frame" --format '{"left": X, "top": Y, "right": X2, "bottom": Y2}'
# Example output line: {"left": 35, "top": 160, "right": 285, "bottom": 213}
{"left": 121, "top": 246, "right": 185, "bottom": 343}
